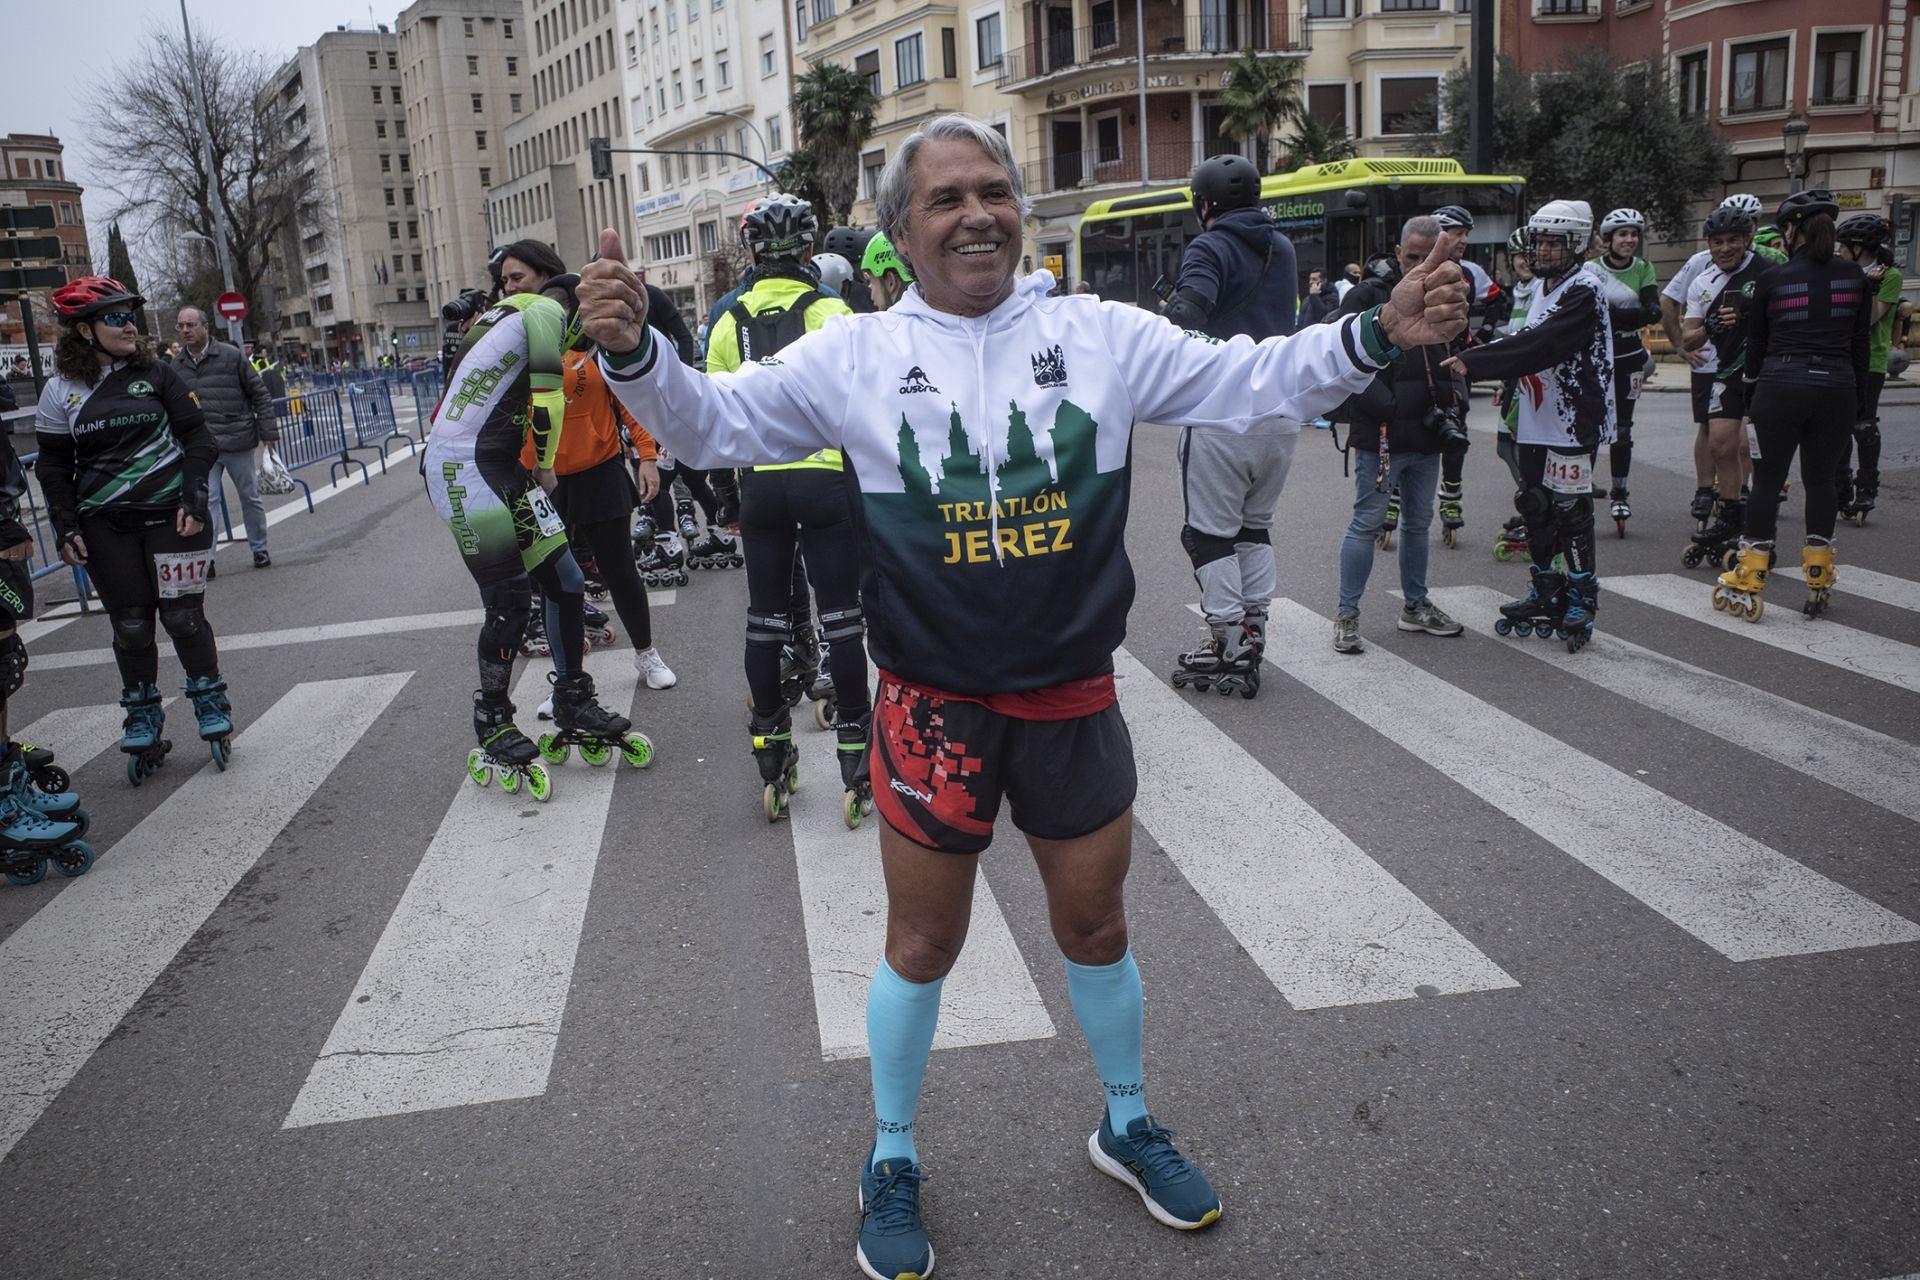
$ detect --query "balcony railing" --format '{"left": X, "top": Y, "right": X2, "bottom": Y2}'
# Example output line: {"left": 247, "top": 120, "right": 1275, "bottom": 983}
{"left": 1022, "top": 139, "right": 1212, "bottom": 197}
{"left": 999, "top": 11, "right": 1309, "bottom": 89}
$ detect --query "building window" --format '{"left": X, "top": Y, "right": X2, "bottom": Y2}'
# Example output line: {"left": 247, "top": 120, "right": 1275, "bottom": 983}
{"left": 511, "top": 92, "right": 523, "bottom": 112}
{"left": 975, "top": 13, "right": 1001, "bottom": 69}
{"left": 476, "top": 130, "right": 489, "bottom": 148}
{"left": 388, "top": 51, "right": 398, "bottom": 69}
{"left": 1812, "top": 31, "right": 1865, "bottom": 106}
{"left": 812, "top": 0, "right": 835, "bottom": 23}
{"left": 862, "top": 148, "right": 887, "bottom": 199}
{"left": 316, "top": 294, "right": 333, "bottom": 313}
{"left": 1677, "top": 49, "right": 1709, "bottom": 118}
{"left": 396, "top": 119, "right": 406, "bottom": 136}
{"left": 1307, "top": 82, "right": 1347, "bottom": 130}
{"left": 389, "top": 220, "right": 400, "bottom": 239}
{"left": 689, "top": 0, "right": 699, "bottom": 22}
{"left": 372, "top": 85, "right": 384, "bottom": 103}
{"left": 403, "top": 187, "right": 414, "bottom": 205}
{"left": 391, "top": 253, "right": 404, "bottom": 275}
{"left": 856, "top": 49, "right": 882, "bottom": 96}
{"left": 673, "top": 71, "right": 685, "bottom": 104}
{"left": 1728, "top": 37, "right": 1790, "bottom": 114}
{"left": 941, "top": 28, "right": 956, "bottom": 78}
{"left": 507, "top": 56, "right": 519, "bottom": 75}
{"left": 699, "top": 220, "right": 719, "bottom": 253}
{"left": 628, "top": 32, "right": 638, "bottom": 64}
{"left": 464, "top": 16, "right": 475, "bottom": 36}
{"left": 480, "top": 167, "right": 492, "bottom": 185}
{"left": 1379, "top": 0, "right": 1439, "bottom": 9}
{"left": 668, "top": 5, "right": 677, "bottom": 31}
{"left": 467, "top": 55, "right": 480, "bottom": 75}
{"left": 762, "top": 34, "right": 778, "bottom": 75}
{"left": 1534, "top": 0, "right": 1590, "bottom": 13}
{"left": 408, "top": 219, "right": 419, "bottom": 237}
{"left": 694, "top": 59, "right": 706, "bottom": 96}
{"left": 767, "top": 114, "right": 783, "bottom": 152}
{"left": 1379, "top": 76, "right": 1439, "bottom": 134}
{"left": 412, "top": 254, "right": 423, "bottom": 271}
{"left": 385, "top": 187, "right": 397, "bottom": 206}
{"left": 1091, "top": 0, "right": 1118, "bottom": 49}
{"left": 472, "top": 93, "right": 485, "bottom": 113}
{"left": 638, "top": 161, "right": 651, "bottom": 191}
{"left": 718, "top": 56, "right": 731, "bottom": 87}
{"left": 376, "top": 120, "right": 388, "bottom": 138}
{"left": 504, "top": 18, "right": 514, "bottom": 37}
{"left": 644, "top": 229, "right": 693, "bottom": 260}
{"left": 400, "top": 155, "right": 411, "bottom": 172}
{"left": 368, "top": 51, "right": 380, "bottom": 69}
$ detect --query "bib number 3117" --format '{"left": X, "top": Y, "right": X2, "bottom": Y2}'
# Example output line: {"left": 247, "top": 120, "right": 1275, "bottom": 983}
{"left": 1542, "top": 453, "right": 1591, "bottom": 496}
{"left": 154, "top": 551, "right": 211, "bottom": 598}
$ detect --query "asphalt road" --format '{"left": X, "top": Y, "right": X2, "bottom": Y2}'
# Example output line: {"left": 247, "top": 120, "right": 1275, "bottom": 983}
{"left": 1, "top": 381, "right": 1916, "bottom": 1280}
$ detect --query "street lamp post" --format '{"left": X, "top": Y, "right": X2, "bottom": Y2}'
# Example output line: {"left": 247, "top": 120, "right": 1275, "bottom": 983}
{"left": 1782, "top": 116, "right": 1811, "bottom": 195}
{"left": 705, "top": 108, "right": 771, "bottom": 187}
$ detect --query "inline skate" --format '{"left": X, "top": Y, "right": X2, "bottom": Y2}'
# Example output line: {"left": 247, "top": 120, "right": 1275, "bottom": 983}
{"left": 675, "top": 495, "right": 702, "bottom": 546}
{"left": 1845, "top": 474, "right": 1877, "bottom": 527}
{"left": 751, "top": 705, "right": 800, "bottom": 822}
{"left": 0, "top": 765, "right": 94, "bottom": 886}
{"left": 1494, "top": 567, "right": 1565, "bottom": 641}
{"left": 1171, "top": 620, "right": 1261, "bottom": 699}
{"left": 582, "top": 598, "right": 617, "bottom": 649}
{"left": 1493, "top": 514, "right": 1528, "bottom": 561}
{"left": 467, "top": 691, "right": 552, "bottom": 800}
{"left": 119, "top": 682, "right": 171, "bottom": 786}
{"left": 17, "top": 742, "right": 70, "bottom": 794}
{"left": 1560, "top": 572, "right": 1599, "bottom": 652}
{"left": 1683, "top": 495, "right": 1743, "bottom": 571}
{"left": 638, "top": 534, "right": 689, "bottom": 588}
{"left": 1801, "top": 538, "right": 1837, "bottom": 618}
{"left": 836, "top": 711, "right": 874, "bottom": 830}
{"left": 576, "top": 550, "right": 610, "bottom": 601}
{"left": 1376, "top": 488, "right": 1401, "bottom": 551}
{"left": 538, "top": 671, "right": 653, "bottom": 769}
{"left": 521, "top": 605, "right": 552, "bottom": 658}
{"left": 3, "top": 745, "right": 86, "bottom": 835}
{"left": 1711, "top": 542, "right": 1770, "bottom": 621}
{"left": 781, "top": 625, "right": 836, "bottom": 727}
{"left": 687, "top": 529, "right": 743, "bottom": 570}
{"left": 185, "top": 675, "right": 234, "bottom": 770}
{"left": 1608, "top": 485, "right": 1631, "bottom": 538}
{"left": 1437, "top": 480, "right": 1464, "bottom": 549}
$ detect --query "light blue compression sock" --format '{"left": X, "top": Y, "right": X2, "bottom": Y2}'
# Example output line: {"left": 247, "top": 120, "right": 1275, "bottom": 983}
{"left": 867, "top": 957, "right": 944, "bottom": 1168}
{"left": 1065, "top": 947, "right": 1148, "bottom": 1130}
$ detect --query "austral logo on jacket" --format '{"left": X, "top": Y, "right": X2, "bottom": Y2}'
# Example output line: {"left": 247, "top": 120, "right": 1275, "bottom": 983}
{"left": 899, "top": 366, "right": 939, "bottom": 395}
{"left": 1030, "top": 345, "right": 1067, "bottom": 388}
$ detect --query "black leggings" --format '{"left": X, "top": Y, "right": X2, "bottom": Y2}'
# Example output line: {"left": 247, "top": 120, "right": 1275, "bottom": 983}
{"left": 1744, "top": 381, "right": 1852, "bottom": 544}
{"left": 1516, "top": 443, "right": 1596, "bottom": 577}
{"left": 476, "top": 546, "right": 586, "bottom": 696}
{"left": 740, "top": 468, "right": 868, "bottom": 720}
{"left": 1609, "top": 351, "right": 1644, "bottom": 482}
{"left": 80, "top": 509, "right": 220, "bottom": 688}
{"left": 572, "top": 516, "right": 652, "bottom": 650}
{"left": 1841, "top": 370, "right": 1886, "bottom": 487}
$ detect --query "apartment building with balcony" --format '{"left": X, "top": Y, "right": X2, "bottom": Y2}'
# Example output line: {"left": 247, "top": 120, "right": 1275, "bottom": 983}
{"left": 262, "top": 26, "right": 438, "bottom": 368}
{"left": 0, "top": 133, "right": 90, "bottom": 349}
{"left": 1507, "top": 0, "right": 1920, "bottom": 285}
{"left": 487, "top": 0, "right": 637, "bottom": 270}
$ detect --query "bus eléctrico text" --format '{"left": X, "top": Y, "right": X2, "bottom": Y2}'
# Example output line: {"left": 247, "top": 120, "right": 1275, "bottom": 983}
{"left": 1077, "top": 157, "right": 1525, "bottom": 308}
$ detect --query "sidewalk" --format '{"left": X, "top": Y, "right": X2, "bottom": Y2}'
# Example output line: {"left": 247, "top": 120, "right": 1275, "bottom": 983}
{"left": 1640, "top": 362, "right": 1920, "bottom": 404}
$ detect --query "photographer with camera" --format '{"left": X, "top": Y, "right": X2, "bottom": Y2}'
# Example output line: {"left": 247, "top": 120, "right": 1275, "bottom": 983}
{"left": 1327, "top": 216, "right": 1468, "bottom": 654}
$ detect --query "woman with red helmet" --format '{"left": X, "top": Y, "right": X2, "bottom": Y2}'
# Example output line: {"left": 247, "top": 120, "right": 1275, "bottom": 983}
{"left": 35, "top": 275, "right": 235, "bottom": 782}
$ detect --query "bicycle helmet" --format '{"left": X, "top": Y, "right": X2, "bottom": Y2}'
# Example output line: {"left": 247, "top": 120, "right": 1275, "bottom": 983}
{"left": 1720, "top": 193, "right": 1763, "bottom": 225}
{"left": 1773, "top": 188, "right": 1839, "bottom": 228}
{"left": 1598, "top": 207, "right": 1646, "bottom": 236}
{"left": 1837, "top": 212, "right": 1893, "bottom": 249}
{"left": 740, "top": 192, "right": 818, "bottom": 261}
{"left": 1526, "top": 199, "right": 1592, "bottom": 245}
{"left": 821, "top": 225, "right": 872, "bottom": 261}
{"left": 1702, "top": 206, "right": 1753, "bottom": 238}
{"left": 51, "top": 275, "right": 143, "bottom": 321}
{"left": 1506, "top": 227, "right": 1528, "bottom": 254}
{"left": 812, "top": 252, "right": 854, "bottom": 294}
{"left": 1433, "top": 205, "right": 1474, "bottom": 230}
{"left": 861, "top": 232, "right": 913, "bottom": 283}
{"left": 1189, "top": 154, "right": 1261, "bottom": 215}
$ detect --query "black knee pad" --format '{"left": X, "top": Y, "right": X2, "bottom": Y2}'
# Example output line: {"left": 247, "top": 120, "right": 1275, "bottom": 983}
{"left": 1231, "top": 527, "right": 1272, "bottom": 546}
{"left": 747, "top": 609, "right": 793, "bottom": 651}
{"left": 818, "top": 605, "right": 864, "bottom": 646}
{"left": 1514, "top": 484, "right": 1553, "bottom": 524}
{"left": 156, "top": 597, "right": 209, "bottom": 641}
{"left": 1853, "top": 417, "right": 1880, "bottom": 447}
{"left": 0, "top": 632, "right": 25, "bottom": 698}
{"left": 1550, "top": 490, "right": 1595, "bottom": 536}
{"left": 1180, "top": 525, "right": 1237, "bottom": 569}
{"left": 479, "top": 578, "right": 533, "bottom": 660}
{"left": 109, "top": 607, "right": 158, "bottom": 653}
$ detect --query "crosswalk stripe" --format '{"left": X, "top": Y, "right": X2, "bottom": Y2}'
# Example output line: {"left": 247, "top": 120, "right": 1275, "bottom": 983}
{"left": 789, "top": 716, "right": 1056, "bottom": 1061}
{"left": 0, "top": 673, "right": 410, "bottom": 1163}
{"left": 283, "top": 657, "right": 633, "bottom": 1128}
{"left": 1773, "top": 564, "right": 1920, "bottom": 614}
{"left": 1114, "top": 648, "right": 1517, "bottom": 1009}
{"left": 1432, "top": 587, "right": 1920, "bottom": 826}
{"left": 1608, "top": 574, "right": 1920, "bottom": 695}
{"left": 1264, "top": 599, "right": 1920, "bottom": 961}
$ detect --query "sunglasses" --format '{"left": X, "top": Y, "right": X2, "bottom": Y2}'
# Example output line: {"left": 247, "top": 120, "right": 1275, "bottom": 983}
{"left": 93, "top": 311, "right": 139, "bottom": 328}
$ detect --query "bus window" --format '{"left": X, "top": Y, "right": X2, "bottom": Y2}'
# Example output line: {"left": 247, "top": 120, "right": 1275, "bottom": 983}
{"left": 1325, "top": 213, "right": 1366, "bottom": 284}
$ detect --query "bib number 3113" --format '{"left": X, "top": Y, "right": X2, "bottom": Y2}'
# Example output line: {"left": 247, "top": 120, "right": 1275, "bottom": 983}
{"left": 1542, "top": 453, "right": 1591, "bottom": 496}
{"left": 154, "top": 551, "right": 211, "bottom": 598}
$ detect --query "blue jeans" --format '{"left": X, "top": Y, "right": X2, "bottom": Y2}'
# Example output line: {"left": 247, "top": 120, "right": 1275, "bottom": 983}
{"left": 1337, "top": 450, "right": 1440, "bottom": 616}
{"left": 209, "top": 448, "right": 269, "bottom": 555}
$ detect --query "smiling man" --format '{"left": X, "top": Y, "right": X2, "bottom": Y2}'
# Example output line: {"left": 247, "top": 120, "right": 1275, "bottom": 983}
{"left": 575, "top": 113, "right": 1468, "bottom": 1280}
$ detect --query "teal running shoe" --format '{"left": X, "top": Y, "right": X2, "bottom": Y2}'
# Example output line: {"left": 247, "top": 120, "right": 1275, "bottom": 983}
{"left": 1087, "top": 1112, "right": 1222, "bottom": 1230}
{"left": 857, "top": 1150, "right": 933, "bottom": 1280}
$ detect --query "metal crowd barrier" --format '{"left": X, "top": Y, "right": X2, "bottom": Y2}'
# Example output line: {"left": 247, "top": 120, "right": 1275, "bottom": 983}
{"left": 345, "top": 382, "right": 418, "bottom": 473}
{"left": 16, "top": 450, "right": 96, "bottom": 614}
{"left": 409, "top": 368, "right": 444, "bottom": 428}
{"left": 269, "top": 389, "right": 371, "bottom": 488}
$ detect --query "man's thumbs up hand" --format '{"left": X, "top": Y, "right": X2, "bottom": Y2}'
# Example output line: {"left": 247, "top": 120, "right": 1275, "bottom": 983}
{"left": 578, "top": 228, "right": 650, "bottom": 355}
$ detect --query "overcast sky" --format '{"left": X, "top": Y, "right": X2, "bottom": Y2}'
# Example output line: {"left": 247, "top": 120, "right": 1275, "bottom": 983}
{"left": 15, "top": 1, "right": 408, "bottom": 268}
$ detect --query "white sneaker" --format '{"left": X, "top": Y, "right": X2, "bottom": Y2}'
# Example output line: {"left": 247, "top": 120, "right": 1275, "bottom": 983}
{"left": 536, "top": 695, "right": 555, "bottom": 721}
{"left": 634, "top": 646, "right": 677, "bottom": 690}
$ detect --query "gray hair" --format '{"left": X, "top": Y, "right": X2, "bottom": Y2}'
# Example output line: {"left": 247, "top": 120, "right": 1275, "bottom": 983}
{"left": 875, "top": 114, "right": 1031, "bottom": 273}
{"left": 1400, "top": 215, "right": 1442, "bottom": 243}
{"left": 176, "top": 306, "right": 207, "bottom": 325}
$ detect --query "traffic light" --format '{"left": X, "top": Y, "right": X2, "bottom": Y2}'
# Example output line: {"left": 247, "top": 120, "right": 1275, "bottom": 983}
{"left": 589, "top": 136, "right": 613, "bottom": 181}
{"left": 390, "top": 335, "right": 400, "bottom": 347}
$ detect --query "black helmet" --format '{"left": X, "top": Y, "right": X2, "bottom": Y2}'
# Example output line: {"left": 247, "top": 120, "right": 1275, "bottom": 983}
{"left": 1190, "top": 154, "right": 1261, "bottom": 215}
{"left": 1837, "top": 212, "right": 1893, "bottom": 249}
{"left": 1702, "top": 206, "right": 1752, "bottom": 238}
{"left": 1433, "top": 205, "right": 1474, "bottom": 231}
{"left": 1773, "top": 188, "right": 1839, "bottom": 228}
{"left": 821, "top": 225, "right": 872, "bottom": 260}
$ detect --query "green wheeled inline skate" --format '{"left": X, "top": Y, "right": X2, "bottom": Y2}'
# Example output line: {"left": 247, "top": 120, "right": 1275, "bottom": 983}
{"left": 119, "top": 682, "right": 171, "bottom": 786}
{"left": 751, "top": 705, "right": 800, "bottom": 822}
{"left": 185, "top": 674, "right": 234, "bottom": 770}
{"left": 537, "top": 670, "right": 654, "bottom": 769}
{"left": 836, "top": 711, "right": 874, "bottom": 830}
{"left": 467, "top": 691, "right": 553, "bottom": 800}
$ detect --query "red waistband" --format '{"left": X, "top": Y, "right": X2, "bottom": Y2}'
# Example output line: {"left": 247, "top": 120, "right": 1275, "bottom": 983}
{"left": 877, "top": 669, "right": 1118, "bottom": 721}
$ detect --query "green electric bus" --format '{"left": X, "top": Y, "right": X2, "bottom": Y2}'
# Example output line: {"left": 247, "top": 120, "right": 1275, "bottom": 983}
{"left": 1077, "top": 157, "right": 1525, "bottom": 307}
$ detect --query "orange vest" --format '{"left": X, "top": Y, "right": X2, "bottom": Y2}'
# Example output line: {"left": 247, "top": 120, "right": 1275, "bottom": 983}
{"left": 521, "top": 347, "right": 658, "bottom": 474}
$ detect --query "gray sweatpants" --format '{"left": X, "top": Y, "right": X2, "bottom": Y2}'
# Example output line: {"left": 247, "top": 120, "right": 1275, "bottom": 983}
{"left": 1177, "top": 423, "right": 1298, "bottom": 627}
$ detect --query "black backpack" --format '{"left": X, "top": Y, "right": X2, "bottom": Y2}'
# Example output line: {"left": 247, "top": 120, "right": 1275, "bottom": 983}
{"left": 729, "top": 289, "right": 822, "bottom": 363}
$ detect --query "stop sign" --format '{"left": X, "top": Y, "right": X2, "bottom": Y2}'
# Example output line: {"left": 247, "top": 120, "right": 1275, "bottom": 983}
{"left": 215, "top": 291, "right": 249, "bottom": 322}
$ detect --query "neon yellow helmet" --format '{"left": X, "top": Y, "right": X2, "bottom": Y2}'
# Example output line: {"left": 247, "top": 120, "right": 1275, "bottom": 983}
{"left": 861, "top": 232, "right": 913, "bottom": 283}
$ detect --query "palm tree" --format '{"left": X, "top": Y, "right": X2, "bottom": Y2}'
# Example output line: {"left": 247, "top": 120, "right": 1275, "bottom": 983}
{"left": 1286, "top": 115, "right": 1359, "bottom": 169}
{"left": 791, "top": 62, "right": 879, "bottom": 226}
{"left": 1216, "top": 51, "right": 1306, "bottom": 173}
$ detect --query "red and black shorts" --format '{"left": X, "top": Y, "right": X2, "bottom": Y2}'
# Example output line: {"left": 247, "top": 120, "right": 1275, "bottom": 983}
{"left": 870, "top": 673, "right": 1137, "bottom": 855}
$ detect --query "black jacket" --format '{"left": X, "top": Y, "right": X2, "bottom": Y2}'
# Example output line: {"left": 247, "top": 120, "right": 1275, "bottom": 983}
{"left": 1330, "top": 271, "right": 1464, "bottom": 455}
{"left": 1299, "top": 278, "right": 1342, "bottom": 328}
{"left": 1747, "top": 252, "right": 1872, "bottom": 401}
{"left": 170, "top": 340, "right": 274, "bottom": 452}
{"left": 1170, "top": 207, "right": 1298, "bottom": 341}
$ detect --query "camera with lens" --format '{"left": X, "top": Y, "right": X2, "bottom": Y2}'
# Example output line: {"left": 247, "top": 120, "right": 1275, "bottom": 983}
{"left": 1424, "top": 403, "right": 1469, "bottom": 446}
{"left": 441, "top": 287, "right": 491, "bottom": 327}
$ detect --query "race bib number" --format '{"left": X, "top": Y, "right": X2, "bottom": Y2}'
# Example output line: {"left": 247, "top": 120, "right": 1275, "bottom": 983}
{"left": 1627, "top": 369, "right": 1645, "bottom": 402}
{"left": 526, "top": 486, "right": 565, "bottom": 538}
{"left": 1542, "top": 453, "right": 1591, "bottom": 496}
{"left": 1745, "top": 422, "right": 1762, "bottom": 460}
{"left": 154, "top": 551, "right": 211, "bottom": 598}
{"left": 1706, "top": 381, "right": 1724, "bottom": 415}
